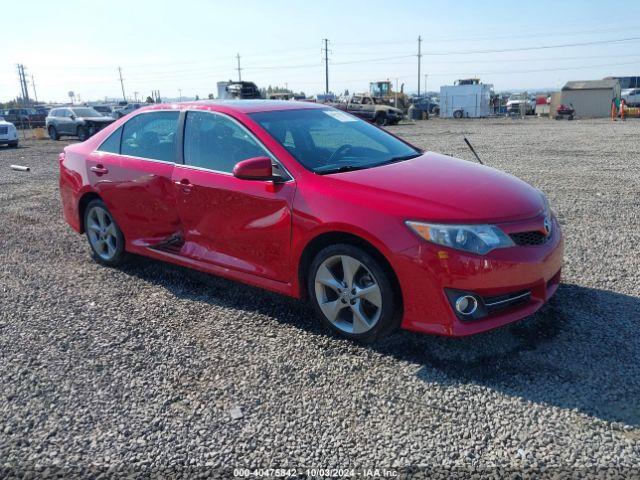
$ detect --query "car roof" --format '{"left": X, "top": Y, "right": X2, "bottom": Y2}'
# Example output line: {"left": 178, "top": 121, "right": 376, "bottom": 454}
{"left": 153, "top": 99, "right": 327, "bottom": 114}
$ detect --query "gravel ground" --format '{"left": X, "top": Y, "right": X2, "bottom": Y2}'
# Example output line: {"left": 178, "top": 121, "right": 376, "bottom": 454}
{"left": 1, "top": 117, "right": 639, "bottom": 478}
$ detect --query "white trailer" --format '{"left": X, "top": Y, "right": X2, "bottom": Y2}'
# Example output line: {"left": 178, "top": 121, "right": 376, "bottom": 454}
{"left": 439, "top": 80, "right": 493, "bottom": 118}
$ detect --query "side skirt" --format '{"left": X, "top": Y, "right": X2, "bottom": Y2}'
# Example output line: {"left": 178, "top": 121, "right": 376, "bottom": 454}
{"left": 126, "top": 244, "right": 297, "bottom": 298}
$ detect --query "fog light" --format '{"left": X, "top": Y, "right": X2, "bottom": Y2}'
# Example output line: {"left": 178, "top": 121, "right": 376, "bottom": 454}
{"left": 455, "top": 295, "right": 478, "bottom": 315}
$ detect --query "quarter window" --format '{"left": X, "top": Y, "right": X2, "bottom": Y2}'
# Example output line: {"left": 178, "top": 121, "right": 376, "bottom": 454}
{"left": 121, "top": 111, "right": 179, "bottom": 162}
{"left": 98, "top": 127, "right": 122, "bottom": 154}
{"left": 183, "top": 111, "right": 267, "bottom": 173}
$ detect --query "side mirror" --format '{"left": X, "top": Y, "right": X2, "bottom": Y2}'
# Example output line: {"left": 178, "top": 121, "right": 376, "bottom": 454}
{"left": 70, "top": 114, "right": 76, "bottom": 120}
{"left": 233, "top": 156, "right": 273, "bottom": 181}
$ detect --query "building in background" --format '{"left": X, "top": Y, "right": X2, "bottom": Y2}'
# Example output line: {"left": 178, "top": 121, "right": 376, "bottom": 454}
{"left": 561, "top": 79, "right": 621, "bottom": 118}
{"left": 605, "top": 76, "right": 640, "bottom": 90}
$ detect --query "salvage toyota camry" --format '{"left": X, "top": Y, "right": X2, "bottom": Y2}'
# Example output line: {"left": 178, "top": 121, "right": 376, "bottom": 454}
{"left": 59, "top": 101, "right": 563, "bottom": 341}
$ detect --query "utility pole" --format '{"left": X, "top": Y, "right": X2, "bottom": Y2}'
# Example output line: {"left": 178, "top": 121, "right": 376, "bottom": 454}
{"left": 118, "top": 67, "right": 126, "bottom": 102}
{"left": 236, "top": 54, "right": 242, "bottom": 82}
{"left": 17, "top": 64, "right": 30, "bottom": 104}
{"left": 134, "top": 91, "right": 139, "bottom": 102}
{"left": 322, "top": 38, "right": 330, "bottom": 95}
{"left": 424, "top": 74, "right": 428, "bottom": 94}
{"left": 178, "top": 89, "right": 182, "bottom": 101}
{"left": 31, "top": 74, "right": 38, "bottom": 103}
{"left": 395, "top": 78, "right": 399, "bottom": 108}
{"left": 417, "top": 36, "right": 422, "bottom": 97}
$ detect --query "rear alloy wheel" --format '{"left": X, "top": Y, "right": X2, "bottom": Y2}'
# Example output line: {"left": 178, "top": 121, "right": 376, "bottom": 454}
{"left": 84, "top": 199, "right": 126, "bottom": 266}
{"left": 309, "top": 244, "right": 397, "bottom": 342}
{"left": 48, "top": 126, "right": 60, "bottom": 140}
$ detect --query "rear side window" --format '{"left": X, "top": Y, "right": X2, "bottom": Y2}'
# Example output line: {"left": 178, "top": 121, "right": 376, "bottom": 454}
{"left": 98, "top": 127, "right": 122, "bottom": 154}
{"left": 121, "top": 111, "right": 179, "bottom": 162}
{"left": 183, "top": 111, "right": 266, "bottom": 173}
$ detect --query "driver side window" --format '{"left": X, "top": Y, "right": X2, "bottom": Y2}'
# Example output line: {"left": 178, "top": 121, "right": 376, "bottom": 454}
{"left": 183, "top": 111, "right": 267, "bottom": 173}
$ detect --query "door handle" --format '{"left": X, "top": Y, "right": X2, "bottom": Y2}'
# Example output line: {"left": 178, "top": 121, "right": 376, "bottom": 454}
{"left": 90, "top": 165, "right": 108, "bottom": 175}
{"left": 175, "top": 179, "right": 194, "bottom": 192}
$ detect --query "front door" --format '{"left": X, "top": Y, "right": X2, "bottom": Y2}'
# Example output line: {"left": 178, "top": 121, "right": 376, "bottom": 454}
{"left": 173, "top": 110, "right": 295, "bottom": 283}
{"left": 58, "top": 109, "right": 76, "bottom": 135}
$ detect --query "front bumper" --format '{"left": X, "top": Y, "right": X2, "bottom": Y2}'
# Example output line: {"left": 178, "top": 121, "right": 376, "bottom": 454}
{"left": 0, "top": 132, "right": 18, "bottom": 144}
{"left": 394, "top": 216, "right": 564, "bottom": 336}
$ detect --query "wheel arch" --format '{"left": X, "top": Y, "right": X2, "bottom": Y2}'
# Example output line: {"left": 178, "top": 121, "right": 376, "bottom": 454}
{"left": 297, "top": 231, "right": 403, "bottom": 312}
{"left": 77, "top": 191, "right": 102, "bottom": 233}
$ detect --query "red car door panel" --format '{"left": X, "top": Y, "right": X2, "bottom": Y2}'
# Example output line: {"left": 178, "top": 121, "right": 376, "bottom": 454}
{"left": 172, "top": 165, "right": 295, "bottom": 282}
{"left": 89, "top": 151, "right": 180, "bottom": 247}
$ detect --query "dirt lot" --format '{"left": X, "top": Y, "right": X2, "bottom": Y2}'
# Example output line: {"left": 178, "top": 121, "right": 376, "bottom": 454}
{"left": 1, "top": 117, "right": 639, "bottom": 478}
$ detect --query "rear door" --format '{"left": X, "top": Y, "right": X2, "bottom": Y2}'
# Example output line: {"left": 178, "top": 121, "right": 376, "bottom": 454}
{"left": 172, "top": 110, "right": 295, "bottom": 282}
{"left": 88, "top": 110, "right": 182, "bottom": 247}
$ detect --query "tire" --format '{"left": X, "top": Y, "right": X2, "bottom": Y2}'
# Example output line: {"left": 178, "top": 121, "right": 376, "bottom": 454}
{"left": 374, "top": 113, "right": 388, "bottom": 126}
{"left": 568, "top": 115, "right": 574, "bottom": 121}
{"left": 308, "top": 244, "right": 398, "bottom": 342}
{"left": 453, "top": 110, "right": 463, "bottom": 119}
{"left": 9, "top": 141, "right": 18, "bottom": 148}
{"left": 48, "top": 125, "right": 60, "bottom": 140}
{"left": 77, "top": 126, "right": 89, "bottom": 142}
{"left": 83, "top": 199, "right": 127, "bottom": 266}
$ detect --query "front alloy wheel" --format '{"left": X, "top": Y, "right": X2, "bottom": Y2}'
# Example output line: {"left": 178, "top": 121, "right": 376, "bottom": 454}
{"left": 309, "top": 244, "right": 398, "bottom": 341}
{"left": 84, "top": 199, "right": 126, "bottom": 266}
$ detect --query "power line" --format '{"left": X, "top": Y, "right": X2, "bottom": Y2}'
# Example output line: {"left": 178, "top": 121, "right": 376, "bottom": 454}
{"left": 421, "top": 35, "right": 640, "bottom": 56}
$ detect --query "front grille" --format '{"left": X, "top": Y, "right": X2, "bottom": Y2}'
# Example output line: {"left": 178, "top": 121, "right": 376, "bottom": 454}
{"left": 510, "top": 231, "right": 549, "bottom": 246}
{"left": 484, "top": 290, "right": 531, "bottom": 314}
{"left": 0, "top": 126, "right": 7, "bottom": 134}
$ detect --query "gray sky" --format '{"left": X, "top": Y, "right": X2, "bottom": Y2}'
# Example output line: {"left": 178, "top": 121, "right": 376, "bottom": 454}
{"left": 2, "top": 0, "right": 640, "bottom": 102}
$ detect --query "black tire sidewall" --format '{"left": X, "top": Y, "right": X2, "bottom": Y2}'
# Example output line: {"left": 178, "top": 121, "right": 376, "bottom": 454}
{"left": 375, "top": 113, "right": 388, "bottom": 126}
{"left": 77, "top": 126, "right": 89, "bottom": 141}
{"left": 307, "top": 244, "right": 397, "bottom": 342}
{"left": 49, "top": 126, "right": 59, "bottom": 140}
{"left": 84, "top": 199, "right": 126, "bottom": 266}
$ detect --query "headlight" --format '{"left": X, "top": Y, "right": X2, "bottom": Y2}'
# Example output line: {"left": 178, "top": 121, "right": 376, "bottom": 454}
{"left": 405, "top": 221, "right": 514, "bottom": 255}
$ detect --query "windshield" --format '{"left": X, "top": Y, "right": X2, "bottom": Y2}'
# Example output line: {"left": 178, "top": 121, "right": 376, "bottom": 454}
{"left": 250, "top": 108, "right": 420, "bottom": 174}
{"left": 71, "top": 107, "right": 101, "bottom": 117}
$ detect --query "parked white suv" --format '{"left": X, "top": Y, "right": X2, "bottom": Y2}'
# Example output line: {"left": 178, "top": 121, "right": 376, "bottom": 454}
{"left": 0, "top": 117, "right": 19, "bottom": 147}
{"left": 622, "top": 88, "right": 640, "bottom": 107}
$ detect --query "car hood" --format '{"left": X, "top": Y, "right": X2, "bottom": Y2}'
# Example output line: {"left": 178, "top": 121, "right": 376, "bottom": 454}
{"left": 325, "top": 152, "right": 544, "bottom": 223}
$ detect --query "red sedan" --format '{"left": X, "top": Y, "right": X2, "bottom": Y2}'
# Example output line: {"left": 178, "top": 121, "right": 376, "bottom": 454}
{"left": 59, "top": 101, "right": 563, "bottom": 341}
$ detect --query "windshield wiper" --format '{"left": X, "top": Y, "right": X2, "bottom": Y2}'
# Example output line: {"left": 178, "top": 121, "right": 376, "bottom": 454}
{"left": 316, "top": 164, "right": 370, "bottom": 175}
{"left": 379, "top": 152, "right": 422, "bottom": 165}
{"left": 316, "top": 153, "right": 422, "bottom": 175}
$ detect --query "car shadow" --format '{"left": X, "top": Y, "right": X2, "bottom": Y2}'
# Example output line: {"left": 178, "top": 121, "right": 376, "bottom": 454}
{"left": 117, "top": 255, "right": 640, "bottom": 427}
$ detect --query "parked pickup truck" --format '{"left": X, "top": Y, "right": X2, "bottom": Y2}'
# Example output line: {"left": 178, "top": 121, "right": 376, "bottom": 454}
{"left": 0, "top": 108, "right": 46, "bottom": 128}
{"left": 333, "top": 94, "right": 403, "bottom": 125}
